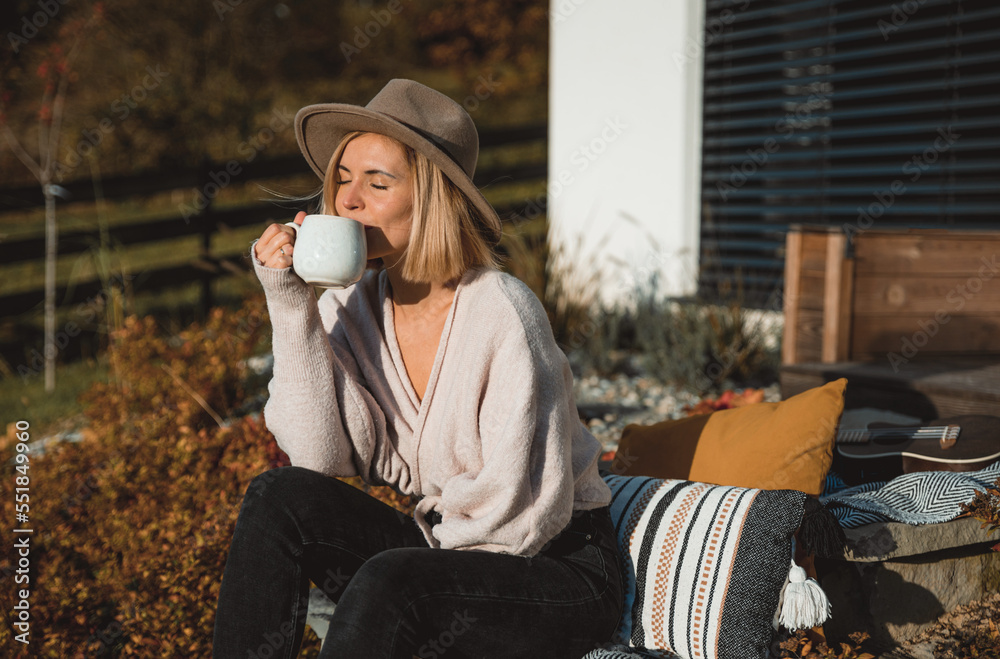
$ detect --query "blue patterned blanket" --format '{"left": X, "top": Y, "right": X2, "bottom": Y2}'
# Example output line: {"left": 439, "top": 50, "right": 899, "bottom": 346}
{"left": 821, "top": 461, "right": 1000, "bottom": 528}
{"left": 583, "top": 646, "right": 674, "bottom": 659}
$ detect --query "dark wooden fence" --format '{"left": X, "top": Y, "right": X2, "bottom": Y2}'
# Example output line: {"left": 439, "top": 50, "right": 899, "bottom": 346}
{"left": 0, "top": 123, "right": 547, "bottom": 324}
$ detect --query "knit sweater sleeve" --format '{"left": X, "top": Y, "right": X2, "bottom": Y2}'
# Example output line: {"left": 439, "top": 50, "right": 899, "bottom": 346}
{"left": 430, "top": 275, "right": 601, "bottom": 556}
{"left": 252, "top": 248, "right": 388, "bottom": 478}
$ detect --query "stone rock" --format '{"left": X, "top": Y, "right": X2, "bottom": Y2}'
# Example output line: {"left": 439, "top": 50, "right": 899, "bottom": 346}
{"left": 840, "top": 516, "right": 996, "bottom": 561}
{"left": 306, "top": 587, "right": 336, "bottom": 642}
{"left": 816, "top": 517, "right": 1000, "bottom": 653}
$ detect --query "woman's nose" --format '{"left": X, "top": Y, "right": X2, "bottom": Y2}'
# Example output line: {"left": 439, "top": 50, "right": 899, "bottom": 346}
{"left": 337, "top": 183, "right": 363, "bottom": 212}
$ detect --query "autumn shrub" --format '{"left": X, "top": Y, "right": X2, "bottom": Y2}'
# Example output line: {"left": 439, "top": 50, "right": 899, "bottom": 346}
{"left": 0, "top": 295, "right": 415, "bottom": 657}
{"left": 960, "top": 477, "right": 1000, "bottom": 552}
{"left": 777, "top": 631, "right": 874, "bottom": 659}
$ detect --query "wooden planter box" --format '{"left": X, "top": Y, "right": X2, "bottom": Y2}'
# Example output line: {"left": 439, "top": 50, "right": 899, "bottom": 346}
{"left": 780, "top": 226, "right": 1000, "bottom": 419}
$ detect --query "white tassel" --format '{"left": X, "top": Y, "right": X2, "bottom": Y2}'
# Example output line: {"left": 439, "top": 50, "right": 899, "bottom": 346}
{"left": 775, "top": 560, "right": 831, "bottom": 631}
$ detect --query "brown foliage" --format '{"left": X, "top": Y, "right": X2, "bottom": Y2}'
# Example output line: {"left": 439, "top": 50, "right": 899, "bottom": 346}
{"left": 777, "top": 631, "right": 875, "bottom": 659}
{"left": 0, "top": 296, "right": 414, "bottom": 656}
{"left": 959, "top": 477, "right": 1000, "bottom": 552}
{"left": 683, "top": 387, "right": 766, "bottom": 416}
{"left": 416, "top": 0, "right": 548, "bottom": 89}
{"left": 957, "top": 618, "right": 1000, "bottom": 659}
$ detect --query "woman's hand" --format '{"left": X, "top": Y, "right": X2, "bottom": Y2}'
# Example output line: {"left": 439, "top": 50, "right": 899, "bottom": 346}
{"left": 255, "top": 211, "right": 306, "bottom": 268}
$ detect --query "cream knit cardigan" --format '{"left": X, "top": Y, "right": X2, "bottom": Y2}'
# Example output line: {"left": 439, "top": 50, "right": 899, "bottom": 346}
{"left": 254, "top": 257, "right": 611, "bottom": 557}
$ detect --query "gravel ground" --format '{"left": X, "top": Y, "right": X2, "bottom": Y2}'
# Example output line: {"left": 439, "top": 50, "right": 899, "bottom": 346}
{"left": 571, "top": 368, "right": 782, "bottom": 451}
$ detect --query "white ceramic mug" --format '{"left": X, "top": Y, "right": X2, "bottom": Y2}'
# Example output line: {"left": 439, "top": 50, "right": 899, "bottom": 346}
{"left": 285, "top": 214, "right": 367, "bottom": 288}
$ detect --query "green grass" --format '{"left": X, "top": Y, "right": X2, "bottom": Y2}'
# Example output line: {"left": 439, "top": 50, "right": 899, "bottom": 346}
{"left": 0, "top": 356, "right": 108, "bottom": 437}
{"left": 0, "top": 173, "right": 317, "bottom": 295}
{"left": 0, "top": 150, "right": 545, "bottom": 298}
{"left": 0, "top": 133, "right": 545, "bottom": 430}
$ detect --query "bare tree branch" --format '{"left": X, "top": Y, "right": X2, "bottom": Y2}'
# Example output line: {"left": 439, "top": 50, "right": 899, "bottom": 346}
{"left": 1, "top": 123, "right": 43, "bottom": 182}
{"left": 44, "top": 14, "right": 101, "bottom": 174}
{"left": 161, "top": 364, "right": 226, "bottom": 428}
{"left": 37, "top": 73, "right": 52, "bottom": 178}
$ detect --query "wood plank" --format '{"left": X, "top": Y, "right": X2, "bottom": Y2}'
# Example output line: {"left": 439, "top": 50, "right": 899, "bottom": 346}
{"left": 854, "top": 233, "right": 1000, "bottom": 276}
{"left": 797, "top": 273, "right": 827, "bottom": 311}
{"left": 822, "top": 234, "right": 849, "bottom": 363}
{"left": 781, "top": 358, "right": 1000, "bottom": 419}
{"left": 0, "top": 203, "right": 283, "bottom": 264}
{"left": 837, "top": 257, "right": 854, "bottom": 360}
{"left": 853, "top": 274, "right": 1000, "bottom": 315}
{"left": 850, "top": 313, "right": 1000, "bottom": 356}
{"left": 0, "top": 125, "right": 548, "bottom": 212}
{"left": 795, "top": 345, "right": 824, "bottom": 364}
{"left": 0, "top": 255, "right": 254, "bottom": 317}
{"left": 782, "top": 230, "right": 803, "bottom": 364}
{"left": 793, "top": 308, "right": 825, "bottom": 361}
{"left": 800, "top": 232, "right": 831, "bottom": 272}
{"left": 0, "top": 196, "right": 547, "bottom": 265}
{"left": 779, "top": 365, "right": 940, "bottom": 419}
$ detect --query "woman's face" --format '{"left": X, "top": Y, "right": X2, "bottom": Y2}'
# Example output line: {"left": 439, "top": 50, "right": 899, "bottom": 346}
{"left": 332, "top": 133, "right": 413, "bottom": 265}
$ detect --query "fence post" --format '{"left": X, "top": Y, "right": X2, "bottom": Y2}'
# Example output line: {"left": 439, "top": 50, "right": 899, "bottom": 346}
{"left": 196, "top": 159, "right": 216, "bottom": 318}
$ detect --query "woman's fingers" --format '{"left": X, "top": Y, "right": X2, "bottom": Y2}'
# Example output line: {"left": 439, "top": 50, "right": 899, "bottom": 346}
{"left": 255, "top": 221, "right": 299, "bottom": 268}
{"left": 269, "top": 233, "right": 294, "bottom": 269}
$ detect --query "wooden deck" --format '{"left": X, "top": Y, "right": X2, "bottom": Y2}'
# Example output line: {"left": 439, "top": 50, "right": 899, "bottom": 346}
{"left": 781, "top": 227, "right": 1000, "bottom": 420}
{"left": 781, "top": 356, "right": 1000, "bottom": 420}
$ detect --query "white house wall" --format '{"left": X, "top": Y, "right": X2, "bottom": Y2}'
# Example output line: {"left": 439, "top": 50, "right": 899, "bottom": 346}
{"left": 548, "top": 0, "right": 704, "bottom": 304}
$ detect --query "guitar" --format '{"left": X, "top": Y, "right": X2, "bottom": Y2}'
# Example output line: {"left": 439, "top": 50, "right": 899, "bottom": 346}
{"left": 833, "top": 414, "right": 1000, "bottom": 484}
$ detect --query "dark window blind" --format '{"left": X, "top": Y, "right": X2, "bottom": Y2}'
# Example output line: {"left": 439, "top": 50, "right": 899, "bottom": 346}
{"left": 698, "top": 0, "right": 1000, "bottom": 305}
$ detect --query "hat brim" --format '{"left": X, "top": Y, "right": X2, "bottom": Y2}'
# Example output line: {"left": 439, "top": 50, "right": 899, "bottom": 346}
{"left": 295, "top": 104, "right": 503, "bottom": 245}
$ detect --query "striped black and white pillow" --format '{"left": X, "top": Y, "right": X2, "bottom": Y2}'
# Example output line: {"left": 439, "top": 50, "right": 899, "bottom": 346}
{"left": 603, "top": 474, "right": 806, "bottom": 659}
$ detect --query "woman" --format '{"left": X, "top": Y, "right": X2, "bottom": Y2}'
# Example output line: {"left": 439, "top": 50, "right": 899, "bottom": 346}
{"left": 213, "top": 79, "right": 623, "bottom": 658}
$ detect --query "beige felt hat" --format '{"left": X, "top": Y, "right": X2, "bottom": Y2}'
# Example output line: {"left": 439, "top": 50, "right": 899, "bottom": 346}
{"left": 295, "top": 79, "right": 503, "bottom": 245}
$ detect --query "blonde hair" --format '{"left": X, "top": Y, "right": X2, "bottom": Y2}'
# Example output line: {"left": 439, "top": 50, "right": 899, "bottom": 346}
{"left": 321, "top": 131, "right": 501, "bottom": 283}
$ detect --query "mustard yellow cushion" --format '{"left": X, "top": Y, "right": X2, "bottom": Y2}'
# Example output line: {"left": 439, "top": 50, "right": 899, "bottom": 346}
{"left": 611, "top": 379, "right": 847, "bottom": 496}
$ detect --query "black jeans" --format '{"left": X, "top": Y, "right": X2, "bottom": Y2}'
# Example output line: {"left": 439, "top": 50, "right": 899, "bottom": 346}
{"left": 213, "top": 466, "right": 623, "bottom": 659}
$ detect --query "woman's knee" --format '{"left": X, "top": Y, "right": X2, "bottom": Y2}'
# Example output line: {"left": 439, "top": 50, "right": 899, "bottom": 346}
{"left": 239, "top": 466, "right": 373, "bottom": 543}
{"left": 237, "top": 466, "right": 333, "bottom": 531}
{"left": 245, "top": 465, "right": 315, "bottom": 500}
{"left": 347, "top": 548, "right": 428, "bottom": 601}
